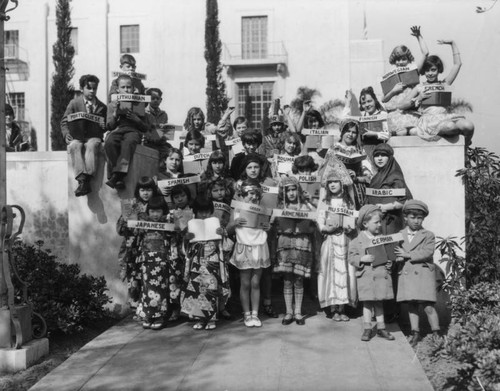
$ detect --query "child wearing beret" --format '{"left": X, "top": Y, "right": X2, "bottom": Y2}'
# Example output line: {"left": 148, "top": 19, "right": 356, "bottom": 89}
{"left": 394, "top": 200, "right": 440, "bottom": 346}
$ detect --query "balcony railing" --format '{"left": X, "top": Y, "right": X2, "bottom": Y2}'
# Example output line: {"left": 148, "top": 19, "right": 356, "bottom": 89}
{"left": 5, "top": 43, "right": 18, "bottom": 59}
{"left": 223, "top": 41, "right": 288, "bottom": 67}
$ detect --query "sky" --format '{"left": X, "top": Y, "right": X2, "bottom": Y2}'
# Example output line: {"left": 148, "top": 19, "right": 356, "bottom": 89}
{"left": 349, "top": 0, "right": 500, "bottom": 153}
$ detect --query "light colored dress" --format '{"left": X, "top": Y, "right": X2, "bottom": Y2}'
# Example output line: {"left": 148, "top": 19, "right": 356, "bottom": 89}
{"left": 414, "top": 83, "right": 464, "bottom": 141}
{"left": 317, "top": 198, "right": 357, "bottom": 308}
{"left": 385, "top": 87, "right": 421, "bottom": 134}
{"left": 230, "top": 210, "right": 270, "bottom": 270}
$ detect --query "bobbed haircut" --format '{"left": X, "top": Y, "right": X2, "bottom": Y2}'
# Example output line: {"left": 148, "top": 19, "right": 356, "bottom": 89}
{"left": 389, "top": 45, "right": 415, "bottom": 65}
{"left": 134, "top": 176, "right": 158, "bottom": 199}
{"left": 192, "top": 196, "right": 214, "bottom": 215}
{"left": 241, "top": 129, "right": 263, "bottom": 146}
{"left": 292, "top": 155, "right": 318, "bottom": 174}
{"left": 146, "top": 196, "right": 169, "bottom": 214}
{"left": 359, "top": 86, "right": 384, "bottom": 113}
{"left": 184, "top": 130, "right": 205, "bottom": 148}
{"left": 420, "top": 55, "right": 444, "bottom": 75}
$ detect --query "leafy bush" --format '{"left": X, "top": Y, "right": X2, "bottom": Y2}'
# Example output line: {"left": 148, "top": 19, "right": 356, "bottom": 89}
{"left": 11, "top": 240, "right": 112, "bottom": 334}
{"left": 444, "top": 312, "right": 500, "bottom": 390}
{"left": 456, "top": 147, "right": 500, "bottom": 286}
{"left": 448, "top": 282, "right": 500, "bottom": 324}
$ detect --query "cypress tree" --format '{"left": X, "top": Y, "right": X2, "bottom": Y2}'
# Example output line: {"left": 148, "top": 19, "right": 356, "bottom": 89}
{"left": 50, "top": 0, "right": 75, "bottom": 151}
{"left": 205, "top": 0, "right": 228, "bottom": 124}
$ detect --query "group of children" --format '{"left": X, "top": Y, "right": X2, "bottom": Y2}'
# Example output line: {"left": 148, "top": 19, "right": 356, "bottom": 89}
{"left": 61, "top": 27, "right": 461, "bottom": 345}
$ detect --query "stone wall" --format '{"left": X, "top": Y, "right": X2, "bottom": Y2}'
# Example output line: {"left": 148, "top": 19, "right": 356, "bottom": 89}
{"left": 6, "top": 137, "right": 466, "bottom": 315}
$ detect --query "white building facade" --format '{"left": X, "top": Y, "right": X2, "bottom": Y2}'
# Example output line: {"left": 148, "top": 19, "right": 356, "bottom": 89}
{"left": 7, "top": 0, "right": 388, "bottom": 151}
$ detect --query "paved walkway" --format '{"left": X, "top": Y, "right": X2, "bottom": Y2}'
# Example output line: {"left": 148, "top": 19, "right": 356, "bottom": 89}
{"left": 29, "top": 304, "right": 433, "bottom": 391}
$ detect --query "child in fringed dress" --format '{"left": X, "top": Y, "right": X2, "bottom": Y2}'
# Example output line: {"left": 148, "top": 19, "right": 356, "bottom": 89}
{"left": 274, "top": 176, "right": 316, "bottom": 326}
{"left": 317, "top": 170, "right": 357, "bottom": 321}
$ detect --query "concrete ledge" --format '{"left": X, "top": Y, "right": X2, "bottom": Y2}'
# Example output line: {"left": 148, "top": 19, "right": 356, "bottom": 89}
{"left": 389, "top": 135, "right": 464, "bottom": 148}
{"left": 6, "top": 151, "right": 67, "bottom": 162}
{"left": 0, "top": 338, "right": 49, "bottom": 372}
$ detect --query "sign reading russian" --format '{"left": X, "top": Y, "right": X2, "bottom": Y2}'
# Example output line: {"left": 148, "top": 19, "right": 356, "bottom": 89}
{"left": 318, "top": 202, "right": 359, "bottom": 217}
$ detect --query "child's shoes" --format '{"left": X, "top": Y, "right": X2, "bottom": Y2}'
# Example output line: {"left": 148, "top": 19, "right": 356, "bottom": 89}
{"left": 244, "top": 312, "right": 253, "bottom": 328}
{"left": 282, "top": 313, "right": 294, "bottom": 326}
{"left": 377, "top": 329, "right": 395, "bottom": 341}
{"left": 332, "top": 312, "right": 342, "bottom": 322}
{"left": 142, "top": 320, "right": 152, "bottom": 329}
{"left": 409, "top": 330, "right": 421, "bottom": 347}
{"left": 251, "top": 315, "right": 262, "bottom": 327}
{"left": 294, "top": 314, "right": 305, "bottom": 326}
{"left": 361, "top": 329, "right": 373, "bottom": 341}
{"left": 193, "top": 322, "right": 205, "bottom": 330}
{"left": 150, "top": 318, "right": 166, "bottom": 331}
{"left": 205, "top": 321, "right": 216, "bottom": 330}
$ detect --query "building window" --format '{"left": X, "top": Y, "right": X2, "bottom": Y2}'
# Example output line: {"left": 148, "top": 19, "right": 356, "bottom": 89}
{"left": 4, "top": 30, "right": 19, "bottom": 59}
{"left": 241, "top": 16, "right": 267, "bottom": 60}
{"left": 120, "top": 25, "right": 140, "bottom": 53}
{"left": 70, "top": 27, "right": 78, "bottom": 55}
{"left": 237, "top": 82, "right": 273, "bottom": 130}
{"left": 8, "top": 92, "right": 25, "bottom": 121}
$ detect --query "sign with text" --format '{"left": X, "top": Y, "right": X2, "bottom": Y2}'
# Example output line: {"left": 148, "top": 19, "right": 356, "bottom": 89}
{"left": 365, "top": 188, "right": 406, "bottom": 197}
{"left": 421, "top": 84, "right": 452, "bottom": 107}
{"left": 380, "top": 65, "right": 420, "bottom": 95}
{"left": 127, "top": 220, "right": 176, "bottom": 231}
{"left": 67, "top": 112, "right": 105, "bottom": 140}
{"left": 272, "top": 208, "right": 317, "bottom": 220}
{"left": 112, "top": 70, "right": 147, "bottom": 80}
{"left": 231, "top": 200, "right": 272, "bottom": 229}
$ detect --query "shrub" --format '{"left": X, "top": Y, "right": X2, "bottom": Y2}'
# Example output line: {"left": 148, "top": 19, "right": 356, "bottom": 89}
{"left": 448, "top": 281, "right": 500, "bottom": 324}
{"left": 11, "top": 240, "right": 112, "bottom": 335}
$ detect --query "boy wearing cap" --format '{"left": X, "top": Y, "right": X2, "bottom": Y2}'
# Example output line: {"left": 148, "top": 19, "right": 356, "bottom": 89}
{"left": 394, "top": 199, "right": 440, "bottom": 346}
{"left": 5, "top": 103, "right": 30, "bottom": 152}
{"left": 108, "top": 54, "right": 146, "bottom": 102}
{"left": 104, "top": 74, "right": 151, "bottom": 189}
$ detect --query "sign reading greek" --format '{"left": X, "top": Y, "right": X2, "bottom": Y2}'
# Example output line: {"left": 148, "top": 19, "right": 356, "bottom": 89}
{"left": 365, "top": 188, "right": 406, "bottom": 197}
{"left": 127, "top": 220, "right": 176, "bottom": 231}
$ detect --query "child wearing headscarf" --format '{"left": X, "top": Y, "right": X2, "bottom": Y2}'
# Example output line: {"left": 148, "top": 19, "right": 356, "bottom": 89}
{"left": 365, "top": 143, "right": 412, "bottom": 322}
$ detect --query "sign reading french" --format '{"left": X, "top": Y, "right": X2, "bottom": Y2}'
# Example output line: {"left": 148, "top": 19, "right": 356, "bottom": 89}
{"left": 421, "top": 84, "right": 452, "bottom": 107}
{"left": 127, "top": 220, "right": 176, "bottom": 231}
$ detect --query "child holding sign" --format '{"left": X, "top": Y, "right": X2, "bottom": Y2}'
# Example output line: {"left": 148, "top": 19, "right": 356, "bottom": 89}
{"left": 394, "top": 200, "right": 440, "bottom": 346}
{"left": 271, "top": 131, "right": 302, "bottom": 178}
{"left": 317, "top": 171, "right": 357, "bottom": 321}
{"left": 366, "top": 143, "right": 412, "bottom": 323}
{"left": 348, "top": 205, "right": 395, "bottom": 341}
{"left": 105, "top": 74, "right": 151, "bottom": 189}
{"left": 401, "top": 40, "right": 474, "bottom": 144}
{"left": 181, "top": 198, "right": 229, "bottom": 330}
{"left": 383, "top": 27, "right": 429, "bottom": 136}
{"left": 61, "top": 74, "right": 107, "bottom": 196}
{"left": 323, "top": 118, "right": 372, "bottom": 209}
{"left": 274, "top": 176, "right": 316, "bottom": 326}
{"left": 227, "top": 179, "right": 272, "bottom": 327}
{"left": 116, "top": 176, "right": 157, "bottom": 312}
{"left": 136, "top": 197, "right": 182, "bottom": 330}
